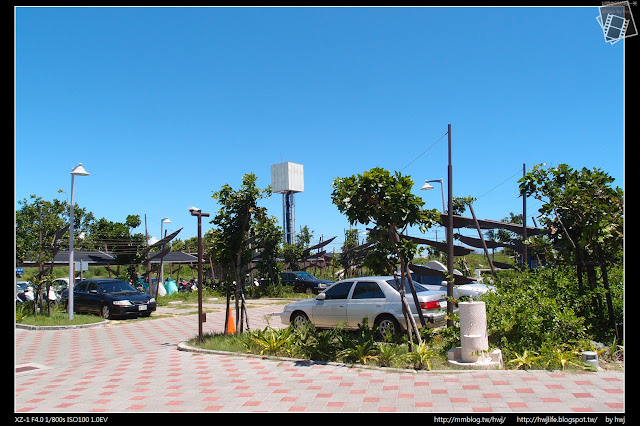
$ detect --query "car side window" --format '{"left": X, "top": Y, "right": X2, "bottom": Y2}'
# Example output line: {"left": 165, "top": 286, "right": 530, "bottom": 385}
{"left": 75, "top": 282, "right": 88, "bottom": 293}
{"left": 87, "top": 282, "right": 98, "bottom": 293}
{"left": 352, "top": 281, "right": 385, "bottom": 299}
{"left": 323, "top": 281, "right": 353, "bottom": 300}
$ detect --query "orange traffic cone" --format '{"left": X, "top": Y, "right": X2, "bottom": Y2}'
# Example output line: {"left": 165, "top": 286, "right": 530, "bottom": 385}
{"left": 226, "top": 307, "right": 236, "bottom": 334}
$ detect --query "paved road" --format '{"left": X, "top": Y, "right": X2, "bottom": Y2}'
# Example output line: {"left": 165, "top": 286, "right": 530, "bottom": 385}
{"left": 15, "top": 302, "right": 624, "bottom": 414}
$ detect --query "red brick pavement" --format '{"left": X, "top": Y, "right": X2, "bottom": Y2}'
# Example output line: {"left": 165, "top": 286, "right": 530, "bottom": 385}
{"left": 15, "top": 305, "right": 624, "bottom": 413}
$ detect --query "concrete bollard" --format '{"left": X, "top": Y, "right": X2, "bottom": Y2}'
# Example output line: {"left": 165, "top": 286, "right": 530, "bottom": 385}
{"left": 459, "top": 301, "right": 489, "bottom": 362}
{"left": 447, "top": 300, "right": 502, "bottom": 369}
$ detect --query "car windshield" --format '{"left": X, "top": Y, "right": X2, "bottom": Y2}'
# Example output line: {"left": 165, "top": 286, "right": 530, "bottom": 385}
{"left": 385, "top": 278, "right": 430, "bottom": 293}
{"left": 295, "top": 272, "right": 317, "bottom": 280}
{"left": 98, "top": 281, "right": 139, "bottom": 294}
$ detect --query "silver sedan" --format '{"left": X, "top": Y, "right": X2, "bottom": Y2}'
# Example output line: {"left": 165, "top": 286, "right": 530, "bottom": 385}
{"left": 278, "top": 276, "right": 451, "bottom": 336}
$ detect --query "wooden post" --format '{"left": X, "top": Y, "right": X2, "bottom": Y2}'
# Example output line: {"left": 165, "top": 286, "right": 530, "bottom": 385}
{"left": 468, "top": 202, "right": 496, "bottom": 278}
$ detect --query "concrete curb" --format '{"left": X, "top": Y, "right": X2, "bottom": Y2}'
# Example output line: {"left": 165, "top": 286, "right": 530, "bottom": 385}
{"left": 15, "top": 320, "right": 109, "bottom": 330}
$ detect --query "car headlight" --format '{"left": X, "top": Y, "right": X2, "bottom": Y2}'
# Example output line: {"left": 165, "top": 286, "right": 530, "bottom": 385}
{"left": 113, "top": 300, "right": 133, "bottom": 306}
{"left": 149, "top": 298, "right": 156, "bottom": 303}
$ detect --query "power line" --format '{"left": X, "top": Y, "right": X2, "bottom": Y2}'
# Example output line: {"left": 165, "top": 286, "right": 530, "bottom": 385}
{"left": 399, "top": 131, "right": 448, "bottom": 172}
{"left": 476, "top": 169, "right": 522, "bottom": 200}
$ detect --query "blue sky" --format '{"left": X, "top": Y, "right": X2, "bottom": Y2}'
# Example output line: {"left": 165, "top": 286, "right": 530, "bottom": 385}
{"left": 15, "top": 6, "right": 625, "bottom": 254}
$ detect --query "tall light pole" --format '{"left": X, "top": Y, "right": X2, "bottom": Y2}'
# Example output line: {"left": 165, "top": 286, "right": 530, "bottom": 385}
{"left": 420, "top": 178, "right": 446, "bottom": 213}
{"left": 189, "top": 206, "right": 209, "bottom": 342}
{"left": 160, "top": 217, "right": 171, "bottom": 286}
{"left": 68, "top": 163, "right": 89, "bottom": 320}
{"left": 446, "top": 124, "right": 454, "bottom": 327}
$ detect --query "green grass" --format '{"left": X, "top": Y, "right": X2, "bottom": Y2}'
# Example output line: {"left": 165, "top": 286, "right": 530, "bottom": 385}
{"left": 16, "top": 305, "right": 105, "bottom": 326}
{"left": 189, "top": 332, "right": 256, "bottom": 354}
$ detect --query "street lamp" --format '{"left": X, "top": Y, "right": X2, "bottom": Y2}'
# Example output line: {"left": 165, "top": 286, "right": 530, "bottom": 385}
{"left": 68, "top": 163, "right": 89, "bottom": 320}
{"left": 189, "top": 206, "right": 210, "bottom": 342}
{"left": 420, "top": 178, "right": 446, "bottom": 213}
{"left": 160, "top": 217, "right": 171, "bottom": 286}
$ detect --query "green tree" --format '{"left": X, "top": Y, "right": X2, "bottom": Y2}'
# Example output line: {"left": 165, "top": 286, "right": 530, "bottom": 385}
{"left": 280, "top": 224, "right": 314, "bottom": 271}
{"left": 331, "top": 167, "right": 440, "bottom": 341}
{"left": 519, "top": 164, "right": 623, "bottom": 339}
{"left": 208, "top": 173, "right": 271, "bottom": 333}
{"left": 338, "top": 228, "right": 360, "bottom": 277}
{"left": 280, "top": 243, "right": 303, "bottom": 271}
{"left": 84, "top": 215, "right": 145, "bottom": 282}
{"left": 253, "top": 215, "right": 283, "bottom": 285}
{"left": 451, "top": 195, "right": 476, "bottom": 215}
{"left": 16, "top": 195, "right": 93, "bottom": 264}
{"left": 296, "top": 225, "right": 314, "bottom": 249}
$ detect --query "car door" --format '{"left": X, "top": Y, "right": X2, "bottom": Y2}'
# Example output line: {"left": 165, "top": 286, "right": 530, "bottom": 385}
{"left": 347, "top": 280, "right": 386, "bottom": 328}
{"left": 84, "top": 281, "right": 103, "bottom": 314}
{"left": 312, "top": 281, "right": 353, "bottom": 328}
{"left": 280, "top": 273, "right": 295, "bottom": 285}
{"left": 72, "top": 282, "right": 88, "bottom": 312}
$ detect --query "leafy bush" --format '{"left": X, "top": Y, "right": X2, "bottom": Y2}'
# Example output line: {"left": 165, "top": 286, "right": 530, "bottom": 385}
{"left": 403, "top": 341, "right": 442, "bottom": 370}
{"left": 191, "top": 265, "right": 624, "bottom": 371}
{"left": 289, "top": 322, "right": 345, "bottom": 362}
{"left": 194, "top": 319, "right": 444, "bottom": 370}
{"left": 481, "top": 266, "right": 621, "bottom": 363}
{"left": 250, "top": 326, "right": 294, "bottom": 356}
{"left": 336, "top": 319, "right": 380, "bottom": 365}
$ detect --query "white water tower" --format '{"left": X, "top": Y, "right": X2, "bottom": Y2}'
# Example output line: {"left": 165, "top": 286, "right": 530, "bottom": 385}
{"left": 271, "top": 162, "right": 304, "bottom": 245}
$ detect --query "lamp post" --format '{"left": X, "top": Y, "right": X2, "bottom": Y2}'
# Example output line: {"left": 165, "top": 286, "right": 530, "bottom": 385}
{"left": 68, "top": 163, "right": 89, "bottom": 320}
{"left": 160, "top": 217, "right": 171, "bottom": 286}
{"left": 420, "top": 178, "right": 446, "bottom": 213}
{"left": 446, "top": 124, "right": 454, "bottom": 327}
{"left": 189, "top": 206, "right": 209, "bottom": 342}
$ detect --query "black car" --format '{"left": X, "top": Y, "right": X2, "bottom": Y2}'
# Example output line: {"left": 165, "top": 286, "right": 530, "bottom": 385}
{"left": 280, "top": 271, "right": 333, "bottom": 294}
{"left": 61, "top": 278, "right": 157, "bottom": 319}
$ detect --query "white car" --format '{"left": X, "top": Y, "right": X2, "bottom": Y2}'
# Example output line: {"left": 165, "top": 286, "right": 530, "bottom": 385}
{"left": 16, "top": 281, "right": 34, "bottom": 302}
{"left": 410, "top": 261, "right": 495, "bottom": 299}
{"left": 420, "top": 281, "right": 495, "bottom": 300}
{"left": 279, "top": 276, "right": 453, "bottom": 337}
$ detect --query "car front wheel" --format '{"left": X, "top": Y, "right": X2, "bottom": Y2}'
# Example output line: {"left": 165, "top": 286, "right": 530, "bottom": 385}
{"left": 101, "top": 305, "right": 112, "bottom": 319}
{"left": 291, "top": 311, "right": 310, "bottom": 329}
{"left": 374, "top": 314, "right": 401, "bottom": 339}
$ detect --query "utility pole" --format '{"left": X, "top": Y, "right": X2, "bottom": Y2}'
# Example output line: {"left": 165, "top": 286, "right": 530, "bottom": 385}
{"left": 446, "top": 124, "right": 454, "bottom": 327}
{"left": 522, "top": 163, "right": 528, "bottom": 269}
{"left": 189, "top": 207, "right": 210, "bottom": 342}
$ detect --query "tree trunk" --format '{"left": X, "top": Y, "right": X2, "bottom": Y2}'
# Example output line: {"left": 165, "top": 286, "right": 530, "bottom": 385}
{"left": 598, "top": 246, "right": 619, "bottom": 340}
{"left": 585, "top": 265, "right": 604, "bottom": 325}
{"left": 389, "top": 228, "right": 422, "bottom": 347}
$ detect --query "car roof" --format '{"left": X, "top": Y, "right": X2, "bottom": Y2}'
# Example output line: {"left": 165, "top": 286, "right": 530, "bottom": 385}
{"left": 339, "top": 276, "right": 396, "bottom": 281}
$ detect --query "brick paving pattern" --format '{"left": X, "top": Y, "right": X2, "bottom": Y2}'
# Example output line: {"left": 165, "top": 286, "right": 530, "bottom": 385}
{"left": 15, "top": 304, "right": 624, "bottom": 413}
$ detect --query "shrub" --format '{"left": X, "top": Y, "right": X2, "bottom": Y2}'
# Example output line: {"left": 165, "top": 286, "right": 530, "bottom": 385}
{"left": 289, "top": 322, "right": 344, "bottom": 361}
{"left": 481, "top": 267, "right": 599, "bottom": 361}
{"left": 250, "top": 326, "right": 294, "bottom": 356}
{"left": 403, "top": 341, "right": 442, "bottom": 370}
{"left": 336, "top": 319, "right": 380, "bottom": 365}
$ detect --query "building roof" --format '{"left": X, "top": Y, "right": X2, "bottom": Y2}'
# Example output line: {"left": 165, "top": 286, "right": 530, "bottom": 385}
{"left": 147, "top": 251, "right": 199, "bottom": 264}
{"left": 18, "top": 250, "right": 115, "bottom": 267}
